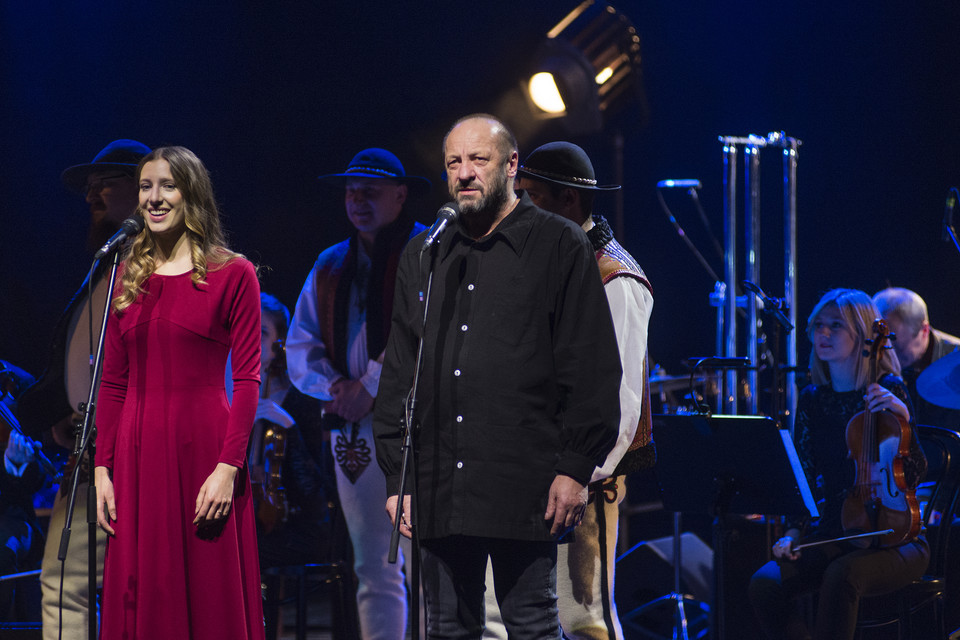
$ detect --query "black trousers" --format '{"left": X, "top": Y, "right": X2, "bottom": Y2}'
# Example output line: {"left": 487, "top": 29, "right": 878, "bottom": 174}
{"left": 748, "top": 537, "right": 929, "bottom": 640}
{"left": 420, "top": 535, "right": 560, "bottom": 640}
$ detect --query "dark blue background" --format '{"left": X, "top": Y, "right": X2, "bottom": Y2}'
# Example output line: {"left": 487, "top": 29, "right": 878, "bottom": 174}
{"left": 3, "top": 1, "right": 959, "bottom": 382}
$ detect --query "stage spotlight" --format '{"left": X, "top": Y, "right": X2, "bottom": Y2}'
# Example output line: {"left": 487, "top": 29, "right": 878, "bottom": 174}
{"left": 528, "top": 72, "right": 566, "bottom": 114}
{"left": 523, "top": 1, "right": 646, "bottom": 136}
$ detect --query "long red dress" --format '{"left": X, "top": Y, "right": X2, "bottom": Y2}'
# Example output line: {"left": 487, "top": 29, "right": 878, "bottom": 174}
{"left": 95, "top": 258, "right": 264, "bottom": 640}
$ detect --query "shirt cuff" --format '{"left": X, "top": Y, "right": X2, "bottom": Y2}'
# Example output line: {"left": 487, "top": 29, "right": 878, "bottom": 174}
{"left": 360, "top": 360, "right": 382, "bottom": 399}
{"left": 4, "top": 455, "right": 28, "bottom": 478}
{"left": 555, "top": 452, "right": 597, "bottom": 486}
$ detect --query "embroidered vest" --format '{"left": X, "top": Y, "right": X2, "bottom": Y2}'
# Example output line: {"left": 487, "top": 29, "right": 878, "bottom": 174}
{"left": 591, "top": 222, "right": 656, "bottom": 475}
{"left": 312, "top": 215, "right": 424, "bottom": 375}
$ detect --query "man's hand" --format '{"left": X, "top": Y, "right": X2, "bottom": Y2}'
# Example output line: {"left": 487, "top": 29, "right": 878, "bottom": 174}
{"left": 544, "top": 474, "right": 588, "bottom": 538}
{"left": 386, "top": 494, "right": 413, "bottom": 539}
{"left": 328, "top": 379, "right": 374, "bottom": 423}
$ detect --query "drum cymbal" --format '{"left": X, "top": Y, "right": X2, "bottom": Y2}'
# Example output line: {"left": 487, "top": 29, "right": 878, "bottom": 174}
{"left": 916, "top": 350, "right": 960, "bottom": 410}
{"left": 649, "top": 373, "right": 710, "bottom": 393}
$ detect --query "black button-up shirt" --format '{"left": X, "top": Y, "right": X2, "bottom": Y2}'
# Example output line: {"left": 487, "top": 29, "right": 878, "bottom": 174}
{"left": 373, "top": 193, "right": 621, "bottom": 541}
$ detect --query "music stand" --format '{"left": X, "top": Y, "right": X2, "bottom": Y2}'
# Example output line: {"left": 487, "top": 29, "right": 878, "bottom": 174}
{"left": 643, "top": 414, "right": 817, "bottom": 640}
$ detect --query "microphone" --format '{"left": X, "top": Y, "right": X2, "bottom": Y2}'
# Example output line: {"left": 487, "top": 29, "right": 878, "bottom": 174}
{"left": 421, "top": 202, "right": 459, "bottom": 251}
{"left": 656, "top": 179, "right": 702, "bottom": 189}
{"left": 943, "top": 190, "right": 957, "bottom": 242}
{"left": 94, "top": 216, "right": 145, "bottom": 260}
{"left": 742, "top": 280, "right": 794, "bottom": 331}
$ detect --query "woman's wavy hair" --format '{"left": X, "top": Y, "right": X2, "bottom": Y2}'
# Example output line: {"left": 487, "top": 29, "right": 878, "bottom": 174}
{"left": 806, "top": 288, "right": 901, "bottom": 389}
{"left": 114, "top": 146, "right": 239, "bottom": 311}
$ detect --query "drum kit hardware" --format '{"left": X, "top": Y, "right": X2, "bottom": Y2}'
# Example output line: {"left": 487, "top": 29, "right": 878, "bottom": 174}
{"left": 649, "top": 366, "right": 720, "bottom": 415}
{"left": 917, "top": 350, "right": 960, "bottom": 409}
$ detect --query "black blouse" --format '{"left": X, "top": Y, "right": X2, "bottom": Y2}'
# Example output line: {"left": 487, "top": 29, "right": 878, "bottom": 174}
{"left": 794, "top": 373, "right": 927, "bottom": 538}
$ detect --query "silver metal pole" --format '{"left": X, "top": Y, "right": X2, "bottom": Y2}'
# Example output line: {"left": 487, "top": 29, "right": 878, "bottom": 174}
{"left": 714, "top": 281, "right": 726, "bottom": 414}
{"left": 722, "top": 143, "right": 738, "bottom": 414}
{"left": 783, "top": 140, "right": 799, "bottom": 434}
{"left": 745, "top": 144, "right": 762, "bottom": 415}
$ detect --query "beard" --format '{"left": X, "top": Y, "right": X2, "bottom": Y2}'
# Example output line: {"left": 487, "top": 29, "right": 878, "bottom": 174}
{"left": 453, "top": 164, "right": 510, "bottom": 219}
{"left": 87, "top": 216, "right": 122, "bottom": 254}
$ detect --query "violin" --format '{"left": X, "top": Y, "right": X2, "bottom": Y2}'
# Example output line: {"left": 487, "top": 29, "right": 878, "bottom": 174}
{"left": 252, "top": 339, "right": 290, "bottom": 534}
{"left": 840, "top": 319, "right": 921, "bottom": 548}
{"left": 0, "top": 367, "right": 61, "bottom": 479}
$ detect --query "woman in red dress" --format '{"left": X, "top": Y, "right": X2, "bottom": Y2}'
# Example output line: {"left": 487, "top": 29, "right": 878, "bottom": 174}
{"left": 94, "top": 146, "right": 264, "bottom": 639}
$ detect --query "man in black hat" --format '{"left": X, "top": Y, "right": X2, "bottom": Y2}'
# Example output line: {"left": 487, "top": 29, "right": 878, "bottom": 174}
{"left": 515, "top": 141, "right": 654, "bottom": 640}
{"left": 374, "top": 115, "right": 621, "bottom": 638}
{"left": 286, "top": 148, "right": 429, "bottom": 640}
{"left": 17, "top": 139, "right": 150, "bottom": 640}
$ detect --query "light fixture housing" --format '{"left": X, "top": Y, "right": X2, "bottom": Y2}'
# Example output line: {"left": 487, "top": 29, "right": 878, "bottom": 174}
{"left": 522, "top": 1, "right": 645, "bottom": 136}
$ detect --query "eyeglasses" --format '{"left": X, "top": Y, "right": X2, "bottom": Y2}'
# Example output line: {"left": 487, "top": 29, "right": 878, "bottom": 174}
{"left": 83, "top": 173, "right": 130, "bottom": 195}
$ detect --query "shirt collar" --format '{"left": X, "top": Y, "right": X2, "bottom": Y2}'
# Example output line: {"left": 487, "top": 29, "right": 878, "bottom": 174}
{"left": 448, "top": 192, "right": 537, "bottom": 257}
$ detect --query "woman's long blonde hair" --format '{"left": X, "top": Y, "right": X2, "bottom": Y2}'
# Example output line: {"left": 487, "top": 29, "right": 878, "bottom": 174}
{"left": 114, "top": 146, "right": 240, "bottom": 311}
{"left": 806, "top": 288, "right": 901, "bottom": 389}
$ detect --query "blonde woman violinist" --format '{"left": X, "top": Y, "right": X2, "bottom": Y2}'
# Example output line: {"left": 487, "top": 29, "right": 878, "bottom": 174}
{"left": 749, "top": 288, "right": 929, "bottom": 640}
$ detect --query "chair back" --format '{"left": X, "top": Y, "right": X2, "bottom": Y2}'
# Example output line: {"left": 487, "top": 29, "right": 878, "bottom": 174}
{"left": 916, "top": 424, "right": 960, "bottom": 630}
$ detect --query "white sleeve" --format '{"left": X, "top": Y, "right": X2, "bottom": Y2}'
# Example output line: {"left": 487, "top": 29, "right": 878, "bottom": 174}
{"left": 359, "top": 358, "right": 383, "bottom": 399}
{"left": 591, "top": 276, "right": 653, "bottom": 483}
{"left": 286, "top": 264, "right": 343, "bottom": 401}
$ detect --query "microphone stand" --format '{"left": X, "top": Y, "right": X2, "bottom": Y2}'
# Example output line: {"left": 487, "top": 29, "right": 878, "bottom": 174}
{"left": 388, "top": 245, "right": 441, "bottom": 640}
{"left": 741, "top": 280, "right": 794, "bottom": 426}
{"left": 57, "top": 250, "right": 121, "bottom": 640}
{"left": 943, "top": 187, "right": 960, "bottom": 257}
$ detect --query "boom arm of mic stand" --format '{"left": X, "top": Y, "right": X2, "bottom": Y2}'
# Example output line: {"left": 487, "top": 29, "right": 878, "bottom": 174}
{"left": 687, "top": 188, "right": 725, "bottom": 261}
{"left": 947, "top": 225, "right": 960, "bottom": 257}
{"left": 656, "top": 189, "right": 721, "bottom": 283}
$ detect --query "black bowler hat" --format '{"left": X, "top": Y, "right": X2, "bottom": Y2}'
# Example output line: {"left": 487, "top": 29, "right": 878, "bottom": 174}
{"left": 518, "top": 141, "right": 621, "bottom": 191}
{"left": 61, "top": 139, "right": 152, "bottom": 193}
{"left": 317, "top": 148, "right": 431, "bottom": 197}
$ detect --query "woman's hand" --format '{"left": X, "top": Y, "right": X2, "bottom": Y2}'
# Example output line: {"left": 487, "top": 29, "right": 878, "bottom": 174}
{"left": 772, "top": 535, "right": 799, "bottom": 561}
{"left": 194, "top": 463, "right": 239, "bottom": 526}
{"left": 254, "top": 398, "right": 294, "bottom": 429}
{"left": 864, "top": 383, "right": 910, "bottom": 422}
{"left": 95, "top": 466, "right": 117, "bottom": 535}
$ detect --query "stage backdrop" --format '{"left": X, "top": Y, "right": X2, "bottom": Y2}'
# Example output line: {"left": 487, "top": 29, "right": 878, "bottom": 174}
{"left": 2, "top": 1, "right": 959, "bottom": 392}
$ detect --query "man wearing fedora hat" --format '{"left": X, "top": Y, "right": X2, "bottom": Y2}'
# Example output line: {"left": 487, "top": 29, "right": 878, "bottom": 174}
{"left": 16, "top": 139, "right": 150, "bottom": 639}
{"left": 286, "top": 148, "right": 429, "bottom": 640}
{"left": 516, "top": 141, "right": 654, "bottom": 640}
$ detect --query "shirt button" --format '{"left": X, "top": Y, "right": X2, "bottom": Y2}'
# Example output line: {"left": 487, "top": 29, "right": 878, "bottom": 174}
{"left": 456, "top": 415, "right": 463, "bottom": 423}
{"left": 461, "top": 324, "right": 468, "bottom": 332}
{"left": 457, "top": 461, "right": 464, "bottom": 469}
{"left": 454, "top": 369, "right": 461, "bottom": 377}
{"left": 467, "top": 284, "right": 475, "bottom": 291}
